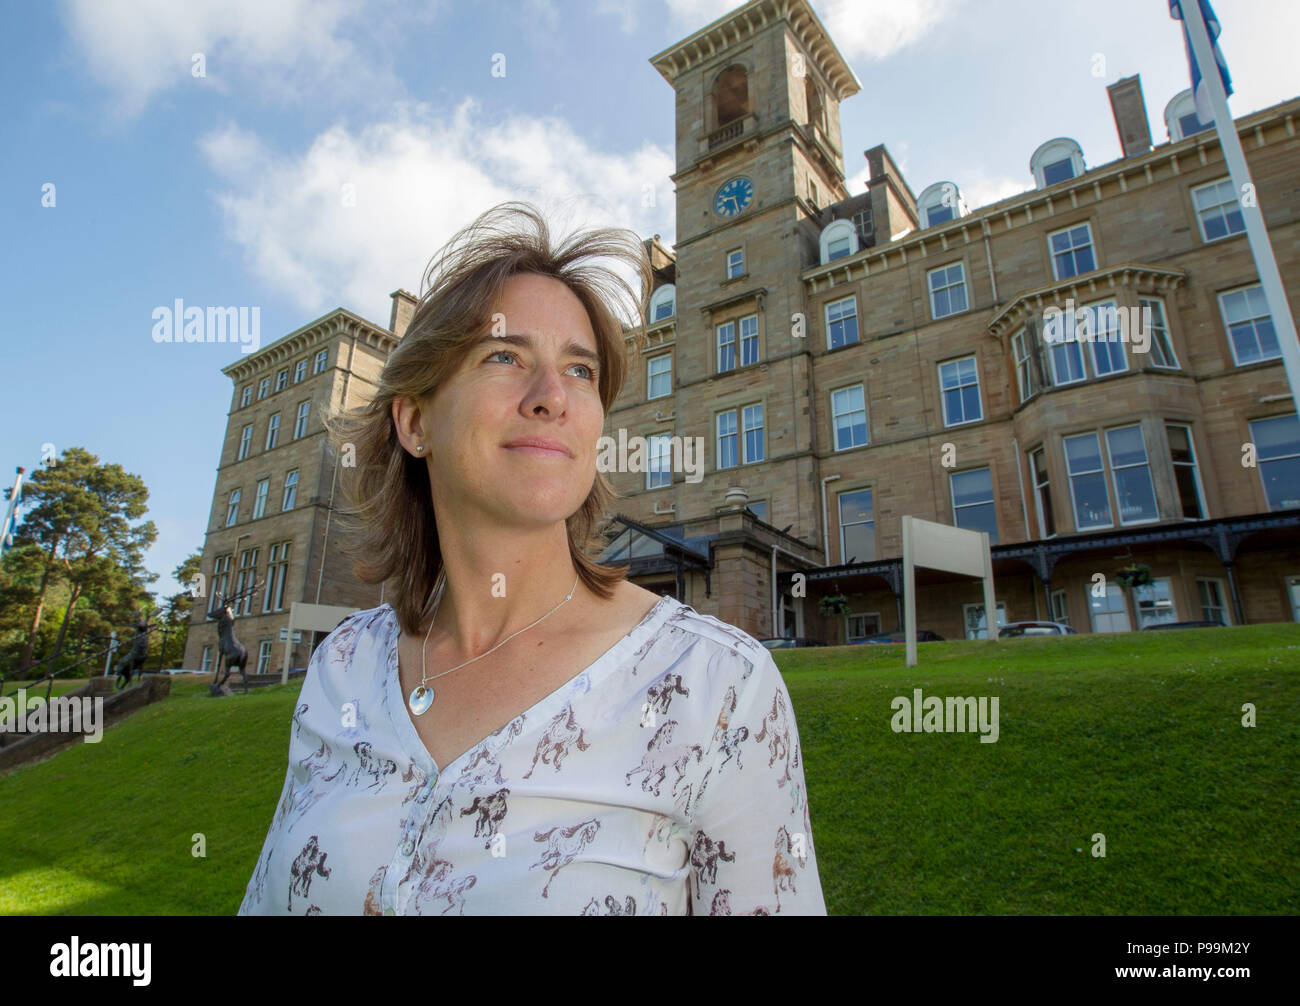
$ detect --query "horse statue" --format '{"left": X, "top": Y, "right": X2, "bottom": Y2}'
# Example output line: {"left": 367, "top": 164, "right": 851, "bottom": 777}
{"left": 113, "top": 616, "right": 151, "bottom": 690}
{"left": 209, "top": 591, "right": 251, "bottom": 697}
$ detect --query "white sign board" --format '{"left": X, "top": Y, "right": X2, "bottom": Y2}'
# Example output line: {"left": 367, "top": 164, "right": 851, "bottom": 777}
{"left": 902, "top": 515, "right": 996, "bottom": 667}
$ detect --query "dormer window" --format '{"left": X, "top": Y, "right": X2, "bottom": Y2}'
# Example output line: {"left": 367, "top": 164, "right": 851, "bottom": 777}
{"left": 819, "top": 219, "right": 858, "bottom": 265}
{"left": 1030, "top": 138, "right": 1085, "bottom": 189}
{"left": 917, "top": 181, "right": 967, "bottom": 229}
{"left": 649, "top": 284, "right": 676, "bottom": 323}
{"left": 1164, "top": 88, "right": 1212, "bottom": 142}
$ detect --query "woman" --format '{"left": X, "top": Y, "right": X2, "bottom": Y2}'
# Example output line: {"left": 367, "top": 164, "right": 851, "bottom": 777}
{"left": 237, "top": 202, "right": 826, "bottom": 915}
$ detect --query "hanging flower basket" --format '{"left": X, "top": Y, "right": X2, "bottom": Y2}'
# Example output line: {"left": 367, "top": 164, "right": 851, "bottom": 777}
{"left": 1115, "top": 563, "right": 1153, "bottom": 589}
{"left": 818, "top": 594, "right": 850, "bottom": 617}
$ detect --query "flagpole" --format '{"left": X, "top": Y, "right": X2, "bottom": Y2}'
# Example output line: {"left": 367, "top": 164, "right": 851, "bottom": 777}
{"left": 1181, "top": 1, "right": 1300, "bottom": 412}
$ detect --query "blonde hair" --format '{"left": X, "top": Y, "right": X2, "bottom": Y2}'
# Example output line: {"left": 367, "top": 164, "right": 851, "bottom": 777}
{"left": 321, "top": 201, "right": 651, "bottom": 637}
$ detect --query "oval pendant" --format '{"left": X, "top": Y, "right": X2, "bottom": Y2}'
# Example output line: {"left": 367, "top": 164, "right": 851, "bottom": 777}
{"left": 408, "top": 685, "right": 434, "bottom": 716}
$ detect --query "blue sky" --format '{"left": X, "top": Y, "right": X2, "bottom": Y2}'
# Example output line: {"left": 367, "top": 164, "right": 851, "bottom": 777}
{"left": 2, "top": 0, "right": 1297, "bottom": 606}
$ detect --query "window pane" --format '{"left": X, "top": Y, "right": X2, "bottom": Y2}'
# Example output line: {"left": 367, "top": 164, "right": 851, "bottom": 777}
{"left": 1252, "top": 414, "right": 1300, "bottom": 460}
{"left": 1173, "top": 466, "right": 1202, "bottom": 517}
{"left": 842, "top": 523, "right": 876, "bottom": 563}
{"left": 1051, "top": 339, "right": 1086, "bottom": 384}
{"left": 1065, "top": 433, "right": 1102, "bottom": 471}
{"left": 1106, "top": 426, "right": 1158, "bottom": 523}
{"left": 1134, "top": 579, "right": 1178, "bottom": 628}
{"left": 1249, "top": 415, "right": 1300, "bottom": 510}
{"left": 951, "top": 468, "right": 992, "bottom": 508}
{"left": 927, "top": 204, "right": 953, "bottom": 225}
{"left": 1106, "top": 426, "right": 1145, "bottom": 467}
{"left": 952, "top": 466, "right": 998, "bottom": 544}
{"left": 1043, "top": 158, "right": 1073, "bottom": 185}
{"left": 1065, "top": 432, "right": 1110, "bottom": 528}
{"left": 1112, "top": 467, "right": 1159, "bottom": 522}
{"left": 839, "top": 489, "right": 875, "bottom": 563}
{"left": 1141, "top": 298, "right": 1177, "bottom": 368}
{"left": 1089, "top": 584, "right": 1131, "bottom": 633}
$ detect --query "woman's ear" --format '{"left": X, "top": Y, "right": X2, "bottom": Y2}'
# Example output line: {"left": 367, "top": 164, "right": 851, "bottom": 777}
{"left": 391, "top": 396, "right": 422, "bottom": 454}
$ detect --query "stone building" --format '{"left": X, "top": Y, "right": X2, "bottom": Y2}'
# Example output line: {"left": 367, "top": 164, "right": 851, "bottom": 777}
{"left": 184, "top": 0, "right": 1300, "bottom": 670}
{"left": 181, "top": 297, "right": 415, "bottom": 673}
{"left": 600, "top": 0, "right": 1300, "bottom": 642}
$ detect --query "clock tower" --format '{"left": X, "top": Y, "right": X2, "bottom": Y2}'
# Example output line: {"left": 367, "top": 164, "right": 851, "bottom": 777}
{"left": 645, "top": 0, "right": 860, "bottom": 549}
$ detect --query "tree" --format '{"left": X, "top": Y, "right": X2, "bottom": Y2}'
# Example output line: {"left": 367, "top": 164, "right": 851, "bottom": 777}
{"left": 12, "top": 447, "right": 156, "bottom": 673}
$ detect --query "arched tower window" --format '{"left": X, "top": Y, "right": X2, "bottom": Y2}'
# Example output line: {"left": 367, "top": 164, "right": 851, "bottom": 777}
{"left": 714, "top": 65, "right": 750, "bottom": 128}
{"left": 804, "top": 76, "right": 823, "bottom": 131}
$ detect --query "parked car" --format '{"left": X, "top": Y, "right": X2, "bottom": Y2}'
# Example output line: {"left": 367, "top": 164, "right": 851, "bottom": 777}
{"left": 759, "top": 637, "right": 828, "bottom": 649}
{"left": 1140, "top": 620, "right": 1225, "bottom": 631}
{"left": 853, "top": 630, "right": 945, "bottom": 645}
{"left": 998, "top": 621, "right": 1077, "bottom": 638}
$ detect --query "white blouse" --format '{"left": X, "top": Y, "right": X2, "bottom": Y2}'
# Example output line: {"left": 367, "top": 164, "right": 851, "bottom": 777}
{"left": 237, "top": 594, "right": 826, "bottom": 915}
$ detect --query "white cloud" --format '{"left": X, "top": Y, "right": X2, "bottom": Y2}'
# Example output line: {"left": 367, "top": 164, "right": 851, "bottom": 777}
{"left": 198, "top": 101, "right": 676, "bottom": 325}
{"left": 59, "top": 0, "right": 412, "bottom": 117}
{"left": 812, "top": 0, "right": 963, "bottom": 62}
{"left": 595, "top": 0, "right": 642, "bottom": 33}
{"left": 660, "top": 0, "right": 746, "bottom": 31}
{"left": 656, "top": 0, "right": 962, "bottom": 60}
{"left": 960, "top": 173, "right": 1030, "bottom": 213}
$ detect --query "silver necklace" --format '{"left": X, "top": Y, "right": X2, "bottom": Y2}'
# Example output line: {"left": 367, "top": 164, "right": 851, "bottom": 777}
{"left": 407, "top": 572, "right": 580, "bottom": 716}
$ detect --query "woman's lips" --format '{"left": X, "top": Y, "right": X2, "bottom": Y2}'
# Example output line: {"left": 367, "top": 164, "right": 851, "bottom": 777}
{"left": 503, "top": 443, "right": 571, "bottom": 458}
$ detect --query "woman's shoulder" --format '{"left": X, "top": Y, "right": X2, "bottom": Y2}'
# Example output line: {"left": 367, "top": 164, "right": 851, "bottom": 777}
{"left": 312, "top": 602, "right": 395, "bottom": 672}
{"left": 658, "top": 598, "right": 772, "bottom": 668}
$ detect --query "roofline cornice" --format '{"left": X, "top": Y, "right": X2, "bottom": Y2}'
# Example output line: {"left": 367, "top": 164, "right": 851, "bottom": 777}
{"left": 649, "top": 0, "right": 860, "bottom": 99}
{"left": 221, "top": 308, "right": 397, "bottom": 381}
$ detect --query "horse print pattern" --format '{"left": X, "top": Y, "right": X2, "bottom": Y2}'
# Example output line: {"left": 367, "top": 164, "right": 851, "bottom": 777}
{"left": 236, "top": 595, "right": 825, "bottom": 915}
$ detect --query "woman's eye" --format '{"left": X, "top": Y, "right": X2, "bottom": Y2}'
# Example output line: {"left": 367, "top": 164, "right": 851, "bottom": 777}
{"left": 485, "top": 351, "right": 595, "bottom": 380}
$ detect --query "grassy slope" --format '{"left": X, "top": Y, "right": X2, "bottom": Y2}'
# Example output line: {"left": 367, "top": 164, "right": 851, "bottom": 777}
{"left": 0, "top": 629, "right": 1296, "bottom": 915}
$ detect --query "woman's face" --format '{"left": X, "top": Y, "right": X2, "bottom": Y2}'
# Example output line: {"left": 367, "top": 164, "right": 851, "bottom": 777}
{"left": 417, "top": 272, "right": 605, "bottom": 530}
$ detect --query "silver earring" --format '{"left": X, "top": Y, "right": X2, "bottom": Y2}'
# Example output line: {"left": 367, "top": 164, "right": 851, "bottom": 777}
{"left": 415, "top": 444, "right": 424, "bottom": 453}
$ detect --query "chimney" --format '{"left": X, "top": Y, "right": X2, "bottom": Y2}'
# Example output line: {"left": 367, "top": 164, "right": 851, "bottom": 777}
{"left": 389, "top": 289, "right": 417, "bottom": 338}
{"left": 862, "top": 143, "right": 920, "bottom": 237}
{"left": 1107, "top": 75, "right": 1152, "bottom": 157}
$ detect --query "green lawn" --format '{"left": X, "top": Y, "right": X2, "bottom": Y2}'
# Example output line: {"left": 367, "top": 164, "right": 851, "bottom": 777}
{"left": 0, "top": 627, "right": 1296, "bottom": 914}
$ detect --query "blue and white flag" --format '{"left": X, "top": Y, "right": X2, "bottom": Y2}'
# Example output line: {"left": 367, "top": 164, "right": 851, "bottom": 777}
{"left": 1169, "top": 0, "right": 1234, "bottom": 125}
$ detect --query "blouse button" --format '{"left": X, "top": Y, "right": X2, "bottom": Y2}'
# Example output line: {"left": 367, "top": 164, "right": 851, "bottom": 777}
{"left": 400, "top": 838, "right": 415, "bottom": 857}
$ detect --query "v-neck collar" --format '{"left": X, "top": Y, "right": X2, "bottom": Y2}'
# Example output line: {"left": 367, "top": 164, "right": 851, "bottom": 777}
{"left": 381, "top": 594, "right": 680, "bottom": 779}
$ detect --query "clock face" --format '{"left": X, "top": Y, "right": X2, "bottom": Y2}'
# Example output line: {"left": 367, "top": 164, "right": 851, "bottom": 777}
{"left": 714, "top": 176, "right": 754, "bottom": 218}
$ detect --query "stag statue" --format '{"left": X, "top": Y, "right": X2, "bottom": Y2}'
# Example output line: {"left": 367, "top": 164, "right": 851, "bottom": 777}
{"left": 114, "top": 616, "right": 152, "bottom": 690}
{"left": 209, "top": 591, "right": 251, "bottom": 697}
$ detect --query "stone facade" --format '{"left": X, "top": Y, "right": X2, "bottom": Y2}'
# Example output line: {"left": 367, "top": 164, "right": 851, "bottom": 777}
{"left": 180, "top": 306, "right": 404, "bottom": 673}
